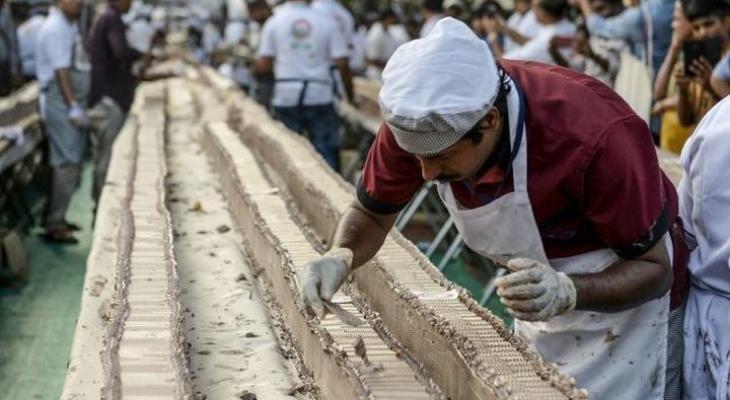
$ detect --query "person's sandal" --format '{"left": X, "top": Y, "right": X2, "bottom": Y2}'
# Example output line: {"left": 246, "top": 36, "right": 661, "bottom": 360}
{"left": 40, "top": 227, "right": 79, "bottom": 245}
{"left": 63, "top": 221, "right": 81, "bottom": 231}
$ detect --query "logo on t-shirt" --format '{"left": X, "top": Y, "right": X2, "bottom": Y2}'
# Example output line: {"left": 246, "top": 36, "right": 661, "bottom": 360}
{"left": 291, "top": 19, "right": 312, "bottom": 39}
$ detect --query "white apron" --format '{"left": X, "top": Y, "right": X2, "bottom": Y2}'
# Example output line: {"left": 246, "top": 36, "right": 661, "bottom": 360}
{"left": 683, "top": 282, "right": 730, "bottom": 400}
{"left": 436, "top": 82, "right": 670, "bottom": 399}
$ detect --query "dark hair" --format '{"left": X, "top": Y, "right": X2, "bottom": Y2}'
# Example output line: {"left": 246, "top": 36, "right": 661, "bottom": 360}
{"left": 682, "top": 0, "right": 730, "bottom": 20}
{"left": 379, "top": 8, "right": 398, "bottom": 21}
{"left": 478, "top": 0, "right": 506, "bottom": 18}
{"left": 423, "top": 0, "right": 444, "bottom": 12}
{"left": 247, "top": 0, "right": 269, "bottom": 8}
{"left": 461, "top": 67, "right": 512, "bottom": 144}
{"left": 537, "top": 0, "right": 569, "bottom": 18}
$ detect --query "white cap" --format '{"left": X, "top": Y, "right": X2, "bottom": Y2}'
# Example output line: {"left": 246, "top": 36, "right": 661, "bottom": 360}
{"left": 378, "top": 17, "right": 500, "bottom": 156}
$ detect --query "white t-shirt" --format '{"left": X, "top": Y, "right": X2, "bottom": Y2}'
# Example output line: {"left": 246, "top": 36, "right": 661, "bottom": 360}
{"left": 311, "top": 0, "right": 354, "bottom": 49}
{"left": 202, "top": 23, "right": 222, "bottom": 57}
{"left": 504, "top": 10, "right": 542, "bottom": 53}
{"left": 258, "top": 1, "right": 348, "bottom": 107}
{"left": 420, "top": 13, "right": 444, "bottom": 37}
{"left": 365, "top": 23, "right": 409, "bottom": 81}
{"left": 503, "top": 19, "right": 575, "bottom": 64}
{"left": 35, "top": 7, "right": 79, "bottom": 86}
{"left": 349, "top": 25, "right": 367, "bottom": 73}
{"left": 224, "top": 20, "right": 247, "bottom": 45}
{"left": 127, "top": 18, "right": 156, "bottom": 53}
{"left": 18, "top": 13, "right": 46, "bottom": 76}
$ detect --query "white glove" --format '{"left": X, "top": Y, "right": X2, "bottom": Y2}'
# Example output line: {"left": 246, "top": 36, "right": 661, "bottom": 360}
{"left": 299, "top": 247, "right": 353, "bottom": 318}
{"left": 68, "top": 102, "right": 89, "bottom": 128}
{"left": 495, "top": 258, "right": 576, "bottom": 322}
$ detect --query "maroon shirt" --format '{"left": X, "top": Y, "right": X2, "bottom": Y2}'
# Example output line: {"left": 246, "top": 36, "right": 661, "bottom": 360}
{"left": 86, "top": 4, "right": 141, "bottom": 112}
{"left": 358, "top": 61, "right": 688, "bottom": 306}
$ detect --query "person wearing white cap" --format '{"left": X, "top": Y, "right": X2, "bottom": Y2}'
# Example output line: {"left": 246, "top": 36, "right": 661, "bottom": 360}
{"left": 299, "top": 17, "right": 690, "bottom": 399}
{"left": 678, "top": 96, "right": 730, "bottom": 400}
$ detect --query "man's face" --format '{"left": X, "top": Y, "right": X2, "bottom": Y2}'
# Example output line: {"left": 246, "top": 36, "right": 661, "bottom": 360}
{"left": 414, "top": 109, "right": 503, "bottom": 183}
{"left": 690, "top": 15, "right": 726, "bottom": 41}
{"left": 589, "top": 0, "right": 619, "bottom": 18}
{"left": 383, "top": 15, "right": 397, "bottom": 28}
{"left": 58, "top": 0, "right": 84, "bottom": 18}
{"left": 249, "top": 4, "right": 270, "bottom": 25}
{"left": 514, "top": 0, "right": 531, "bottom": 14}
{"left": 532, "top": 0, "right": 552, "bottom": 25}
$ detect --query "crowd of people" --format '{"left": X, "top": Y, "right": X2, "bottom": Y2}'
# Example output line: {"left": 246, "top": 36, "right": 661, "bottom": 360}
{"left": 1, "top": 0, "right": 729, "bottom": 398}
{"left": 0, "top": 0, "right": 167, "bottom": 243}
{"left": 171, "top": 0, "right": 730, "bottom": 165}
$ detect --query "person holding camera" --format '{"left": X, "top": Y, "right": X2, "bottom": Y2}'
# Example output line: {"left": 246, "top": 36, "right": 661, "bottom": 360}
{"left": 654, "top": 0, "right": 730, "bottom": 153}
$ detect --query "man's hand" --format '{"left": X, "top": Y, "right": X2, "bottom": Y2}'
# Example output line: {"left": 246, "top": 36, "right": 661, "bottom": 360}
{"left": 299, "top": 248, "right": 353, "bottom": 318}
{"left": 689, "top": 57, "right": 715, "bottom": 91}
{"left": 670, "top": 6, "right": 692, "bottom": 50}
{"left": 68, "top": 102, "right": 89, "bottom": 128}
{"left": 495, "top": 258, "right": 577, "bottom": 322}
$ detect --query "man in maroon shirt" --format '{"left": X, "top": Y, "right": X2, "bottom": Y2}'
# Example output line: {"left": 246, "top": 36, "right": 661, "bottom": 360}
{"left": 86, "top": 0, "right": 140, "bottom": 203}
{"left": 299, "top": 18, "right": 688, "bottom": 398}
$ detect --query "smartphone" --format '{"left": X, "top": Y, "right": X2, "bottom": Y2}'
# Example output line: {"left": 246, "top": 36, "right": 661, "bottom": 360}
{"left": 683, "top": 37, "right": 724, "bottom": 77}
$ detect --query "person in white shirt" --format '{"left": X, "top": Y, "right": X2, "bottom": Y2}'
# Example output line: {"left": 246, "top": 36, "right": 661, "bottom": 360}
{"left": 17, "top": 0, "right": 49, "bottom": 79}
{"left": 443, "top": 0, "right": 465, "bottom": 20}
{"left": 224, "top": 18, "right": 246, "bottom": 46}
{"left": 311, "top": 0, "right": 354, "bottom": 47}
{"left": 246, "top": 0, "right": 273, "bottom": 108}
{"left": 420, "top": 0, "right": 444, "bottom": 37}
{"left": 489, "top": 0, "right": 575, "bottom": 64}
{"left": 349, "top": 16, "right": 367, "bottom": 75}
{"left": 255, "top": 0, "right": 353, "bottom": 171}
{"left": 365, "top": 9, "right": 408, "bottom": 81}
{"left": 35, "top": 0, "right": 89, "bottom": 244}
{"left": 311, "top": 0, "right": 354, "bottom": 99}
{"left": 503, "top": 0, "right": 542, "bottom": 53}
{"left": 126, "top": 10, "right": 155, "bottom": 53}
{"left": 679, "top": 96, "right": 730, "bottom": 400}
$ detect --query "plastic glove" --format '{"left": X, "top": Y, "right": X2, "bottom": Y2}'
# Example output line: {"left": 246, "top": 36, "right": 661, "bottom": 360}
{"left": 299, "top": 247, "right": 353, "bottom": 318}
{"left": 68, "top": 102, "right": 89, "bottom": 128}
{"left": 494, "top": 258, "right": 576, "bottom": 322}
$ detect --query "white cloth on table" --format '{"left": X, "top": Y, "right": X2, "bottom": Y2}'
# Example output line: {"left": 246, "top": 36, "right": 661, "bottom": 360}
{"left": 0, "top": 125, "right": 23, "bottom": 145}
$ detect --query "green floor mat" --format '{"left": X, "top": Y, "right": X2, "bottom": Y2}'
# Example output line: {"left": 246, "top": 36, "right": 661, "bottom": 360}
{"left": 0, "top": 164, "right": 92, "bottom": 400}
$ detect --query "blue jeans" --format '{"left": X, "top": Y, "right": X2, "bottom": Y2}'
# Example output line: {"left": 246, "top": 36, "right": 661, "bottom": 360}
{"left": 273, "top": 104, "right": 340, "bottom": 171}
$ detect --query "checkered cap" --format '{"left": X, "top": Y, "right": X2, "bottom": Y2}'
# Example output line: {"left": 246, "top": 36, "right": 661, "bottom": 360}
{"left": 379, "top": 17, "right": 499, "bottom": 156}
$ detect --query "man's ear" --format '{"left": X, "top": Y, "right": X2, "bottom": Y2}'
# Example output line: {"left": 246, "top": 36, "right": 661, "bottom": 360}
{"left": 482, "top": 107, "right": 501, "bottom": 134}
